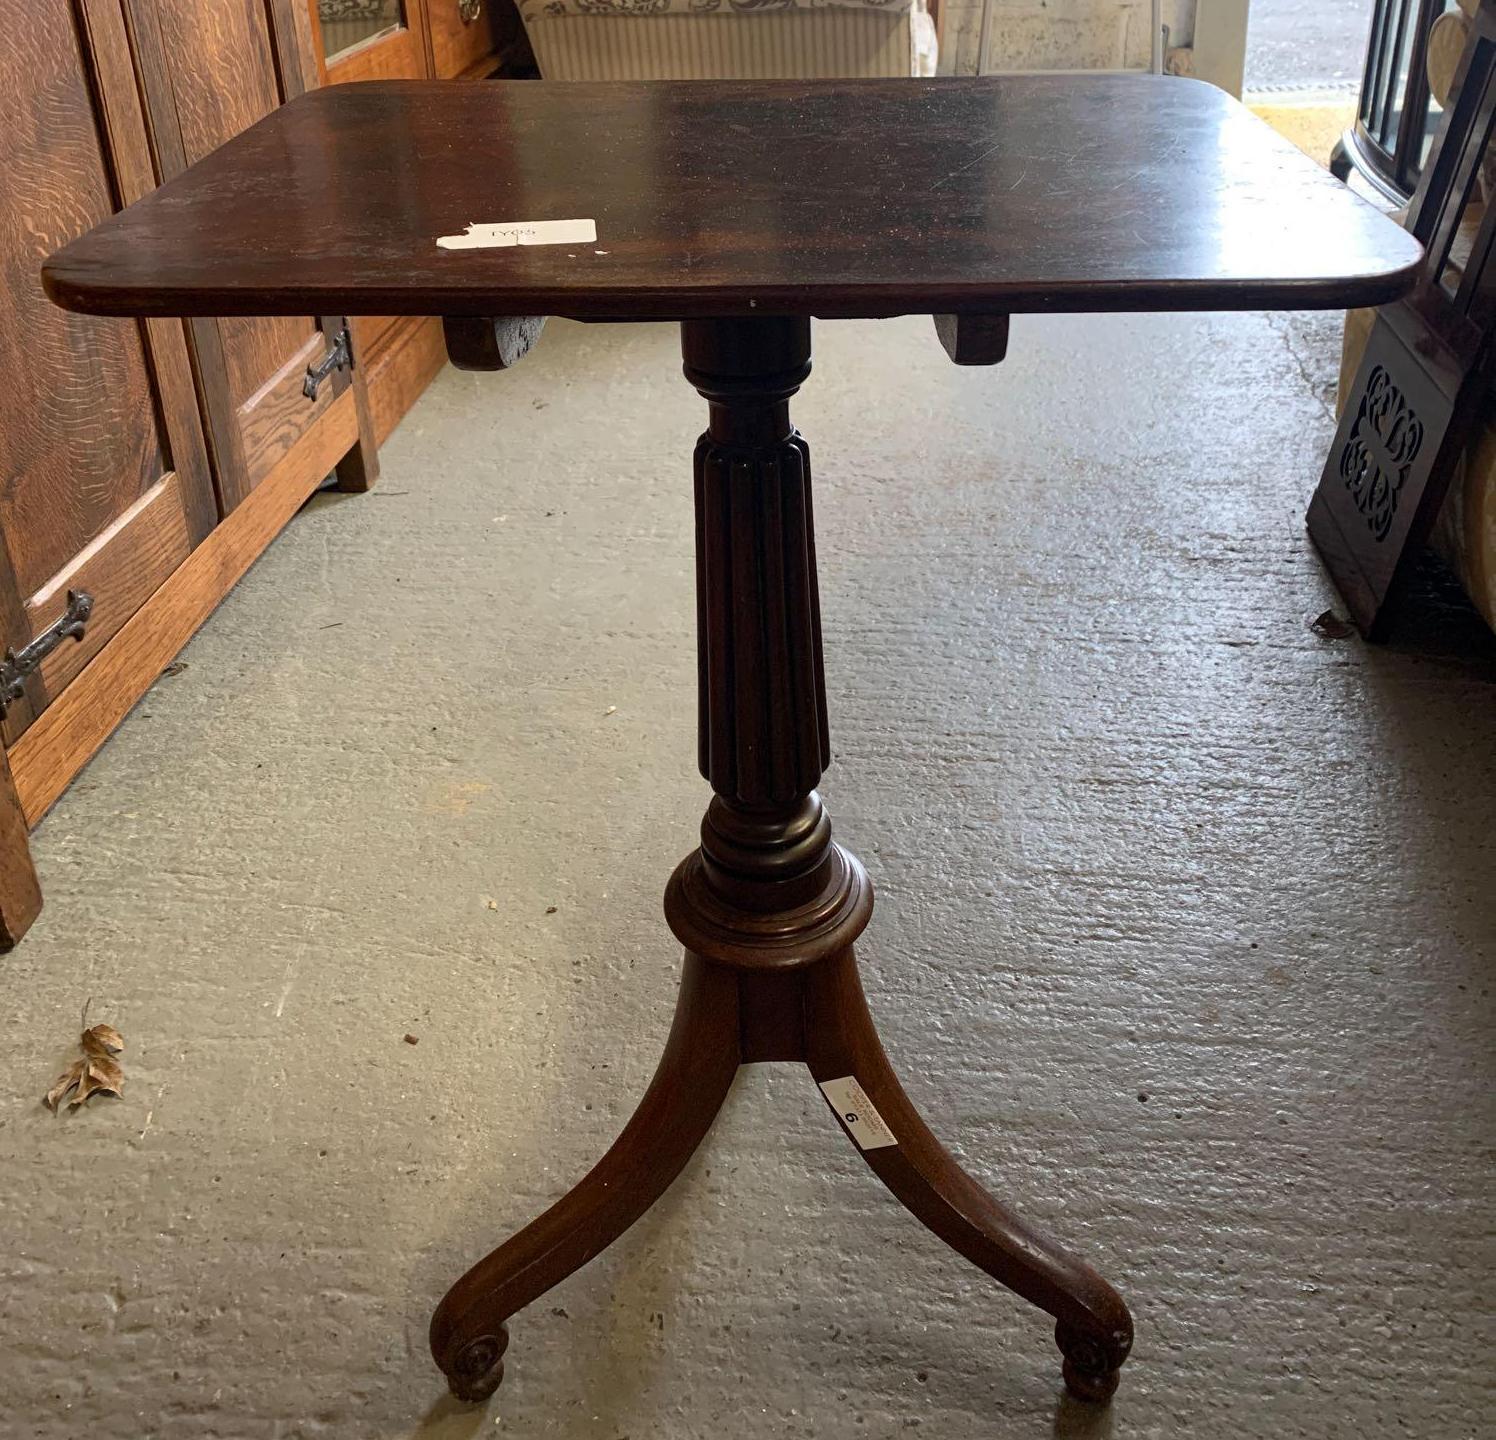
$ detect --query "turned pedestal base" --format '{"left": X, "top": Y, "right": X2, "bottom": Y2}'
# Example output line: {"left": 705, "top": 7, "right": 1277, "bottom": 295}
{"left": 428, "top": 315, "right": 1133, "bottom": 1408}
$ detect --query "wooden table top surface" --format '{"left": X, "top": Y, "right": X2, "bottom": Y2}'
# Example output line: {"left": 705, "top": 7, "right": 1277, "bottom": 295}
{"left": 43, "top": 77, "right": 1422, "bottom": 322}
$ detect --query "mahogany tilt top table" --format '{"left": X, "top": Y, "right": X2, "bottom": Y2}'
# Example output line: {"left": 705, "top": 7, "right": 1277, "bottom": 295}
{"left": 45, "top": 77, "right": 1420, "bottom": 1408}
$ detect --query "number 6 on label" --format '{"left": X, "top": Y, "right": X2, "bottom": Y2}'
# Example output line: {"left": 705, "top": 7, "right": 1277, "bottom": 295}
{"left": 819, "top": 1076, "right": 898, "bottom": 1150}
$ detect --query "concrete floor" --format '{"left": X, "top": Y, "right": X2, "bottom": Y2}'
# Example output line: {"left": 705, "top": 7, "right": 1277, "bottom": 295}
{"left": 1, "top": 311, "right": 1492, "bottom": 1440}
{"left": 1245, "top": 0, "right": 1369, "bottom": 94}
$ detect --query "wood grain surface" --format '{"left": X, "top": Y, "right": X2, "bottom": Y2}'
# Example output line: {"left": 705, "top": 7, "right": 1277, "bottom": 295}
{"left": 44, "top": 77, "right": 1423, "bottom": 321}
{"left": 2, "top": 0, "right": 168, "bottom": 593}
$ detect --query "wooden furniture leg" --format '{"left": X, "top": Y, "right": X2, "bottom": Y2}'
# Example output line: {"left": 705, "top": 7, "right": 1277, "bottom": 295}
{"left": 333, "top": 319, "right": 382, "bottom": 495}
{"left": 0, "top": 742, "right": 42, "bottom": 950}
{"left": 429, "top": 314, "right": 1132, "bottom": 1405}
{"left": 804, "top": 948, "right": 1132, "bottom": 1400}
{"left": 430, "top": 953, "right": 742, "bottom": 1401}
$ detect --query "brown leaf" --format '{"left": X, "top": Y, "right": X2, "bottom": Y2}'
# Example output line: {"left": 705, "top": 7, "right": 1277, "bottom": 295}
{"left": 45, "top": 1024, "right": 125, "bottom": 1110}
{"left": 74, "top": 1055, "right": 124, "bottom": 1107}
{"left": 82, "top": 1024, "right": 124, "bottom": 1059}
{"left": 44, "top": 1062, "right": 84, "bottom": 1111}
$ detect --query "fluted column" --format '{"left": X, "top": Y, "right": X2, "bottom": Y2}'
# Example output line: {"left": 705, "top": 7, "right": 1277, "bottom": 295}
{"left": 689, "top": 323, "right": 829, "bottom": 804}
{"left": 666, "top": 317, "right": 871, "bottom": 967}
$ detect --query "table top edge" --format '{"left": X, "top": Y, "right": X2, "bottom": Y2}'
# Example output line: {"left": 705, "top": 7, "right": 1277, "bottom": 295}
{"left": 42, "top": 259, "right": 1426, "bottom": 321}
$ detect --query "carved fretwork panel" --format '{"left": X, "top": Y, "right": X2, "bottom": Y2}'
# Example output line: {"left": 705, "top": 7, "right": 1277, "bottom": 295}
{"left": 1310, "top": 316, "right": 1466, "bottom": 638}
{"left": 1338, "top": 363, "right": 1428, "bottom": 542}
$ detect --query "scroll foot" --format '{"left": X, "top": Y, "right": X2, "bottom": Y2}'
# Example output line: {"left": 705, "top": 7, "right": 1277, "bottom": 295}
{"left": 1056, "top": 1320, "right": 1127, "bottom": 1402}
{"left": 449, "top": 1324, "right": 509, "bottom": 1403}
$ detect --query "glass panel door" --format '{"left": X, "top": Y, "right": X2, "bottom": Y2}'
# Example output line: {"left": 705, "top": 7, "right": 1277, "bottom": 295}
{"left": 318, "top": 0, "right": 407, "bottom": 62}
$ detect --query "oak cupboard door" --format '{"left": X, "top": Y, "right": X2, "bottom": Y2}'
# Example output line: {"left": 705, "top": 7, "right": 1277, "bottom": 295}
{"left": 0, "top": 0, "right": 218, "bottom": 744}
{"left": 126, "top": 0, "right": 375, "bottom": 510}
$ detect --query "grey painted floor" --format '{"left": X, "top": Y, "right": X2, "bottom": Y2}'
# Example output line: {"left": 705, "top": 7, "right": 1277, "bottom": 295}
{"left": 1, "top": 312, "right": 1492, "bottom": 1440}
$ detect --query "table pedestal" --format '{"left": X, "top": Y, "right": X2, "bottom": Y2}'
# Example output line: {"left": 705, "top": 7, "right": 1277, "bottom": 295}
{"left": 428, "top": 316, "right": 1133, "bottom": 1406}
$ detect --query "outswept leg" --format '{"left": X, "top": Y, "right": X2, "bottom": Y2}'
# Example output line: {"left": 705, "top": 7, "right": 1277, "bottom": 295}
{"left": 429, "top": 953, "right": 741, "bottom": 1401}
{"left": 803, "top": 947, "right": 1134, "bottom": 1401}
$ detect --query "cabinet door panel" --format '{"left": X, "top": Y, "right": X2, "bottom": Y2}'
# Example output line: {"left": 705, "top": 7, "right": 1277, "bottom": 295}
{"left": 26, "top": 476, "right": 198, "bottom": 699}
{"left": 313, "top": 0, "right": 432, "bottom": 83}
{"left": 133, "top": 0, "right": 364, "bottom": 508}
{"left": 0, "top": 0, "right": 217, "bottom": 740}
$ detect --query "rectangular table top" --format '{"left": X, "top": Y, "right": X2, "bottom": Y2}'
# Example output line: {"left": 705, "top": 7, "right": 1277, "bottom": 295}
{"left": 43, "top": 77, "right": 1422, "bottom": 322}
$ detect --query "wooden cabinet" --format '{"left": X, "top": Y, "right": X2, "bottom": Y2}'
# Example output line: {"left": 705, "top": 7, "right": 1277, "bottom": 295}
{"left": 310, "top": 0, "right": 504, "bottom": 82}
{"left": 0, "top": 0, "right": 383, "bottom": 944}
{"left": 0, "top": 0, "right": 507, "bottom": 946}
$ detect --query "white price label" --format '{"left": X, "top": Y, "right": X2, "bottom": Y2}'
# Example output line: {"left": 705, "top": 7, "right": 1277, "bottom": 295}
{"left": 819, "top": 1076, "right": 898, "bottom": 1151}
{"left": 437, "top": 218, "right": 598, "bottom": 250}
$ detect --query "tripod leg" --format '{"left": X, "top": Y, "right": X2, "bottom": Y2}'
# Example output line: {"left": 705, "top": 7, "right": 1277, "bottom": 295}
{"left": 804, "top": 948, "right": 1133, "bottom": 1401}
{"left": 430, "top": 953, "right": 741, "bottom": 1400}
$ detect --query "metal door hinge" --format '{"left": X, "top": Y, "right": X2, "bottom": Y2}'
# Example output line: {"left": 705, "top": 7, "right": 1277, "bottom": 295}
{"left": 303, "top": 326, "right": 352, "bottom": 401}
{"left": 0, "top": 590, "right": 92, "bottom": 716}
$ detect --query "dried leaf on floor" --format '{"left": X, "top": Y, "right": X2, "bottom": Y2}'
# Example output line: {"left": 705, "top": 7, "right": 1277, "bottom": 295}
{"left": 45, "top": 1024, "right": 125, "bottom": 1111}
{"left": 162, "top": 661, "right": 189, "bottom": 677}
{"left": 1310, "top": 609, "right": 1356, "bottom": 640}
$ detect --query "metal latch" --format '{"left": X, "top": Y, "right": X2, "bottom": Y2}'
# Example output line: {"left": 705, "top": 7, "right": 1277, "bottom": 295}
{"left": 0, "top": 590, "right": 92, "bottom": 716}
{"left": 302, "top": 327, "right": 352, "bottom": 401}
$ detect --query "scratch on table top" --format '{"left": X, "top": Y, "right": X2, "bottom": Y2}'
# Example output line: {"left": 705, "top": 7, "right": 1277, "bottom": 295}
{"left": 931, "top": 139, "right": 1006, "bottom": 190}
